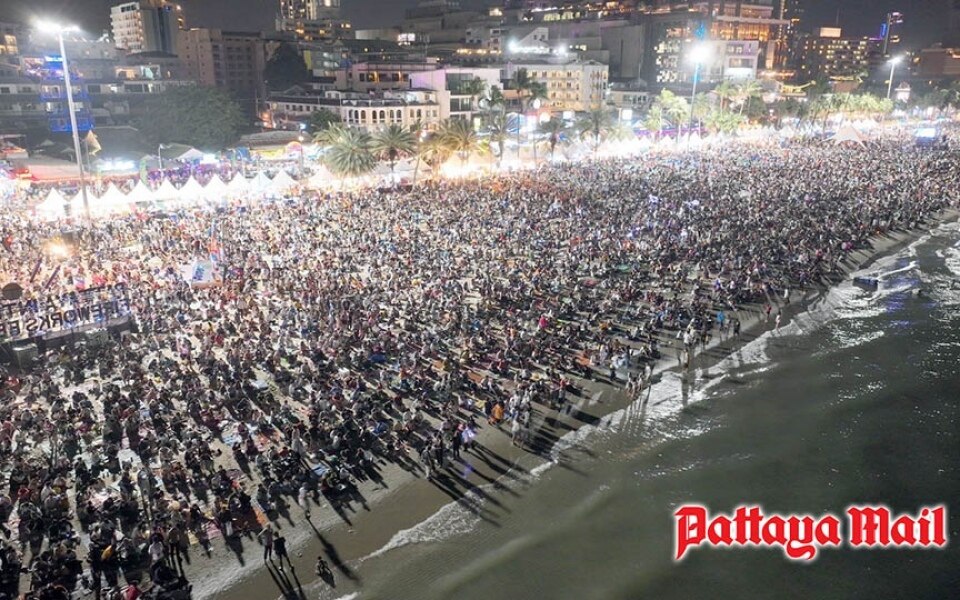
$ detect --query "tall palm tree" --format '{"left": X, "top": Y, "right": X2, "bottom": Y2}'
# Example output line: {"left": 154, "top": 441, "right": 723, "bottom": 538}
{"left": 539, "top": 117, "right": 567, "bottom": 162}
{"left": 576, "top": 108, "right": 614, "bottom": 154}
{"left": 370, "top": 124, "right": 416, "bottom": 183}
{"left": 323, "top": 127, "right": 376, "bottom": 182}
{"left": 460, "top": 77, "right": 487, "bottom": 113}
{"left": 485, "top": 111, "right": 510, "bottom": 168}
{"left": 313, "top": 123, "right": 348, "bottom": 146}
{"left": 736, "top": 79, "right": 764, "bottom": 117}
{"left": 510, "top": 68, "right": 548, "bottom": 162}
{"left": 644, "top": 104, "right": 666, "bottom": 139}
{"left": 714, "top": 80, "right": 737, "bottom": 113}
{"left": 439, "top": 119, "right": 482, "bottom": 168}
{"left": 485, "top": 85, "right": 506, "bottom": 118}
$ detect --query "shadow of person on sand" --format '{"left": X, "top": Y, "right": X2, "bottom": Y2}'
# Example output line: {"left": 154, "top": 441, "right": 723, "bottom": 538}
{"left": 308, "top": 521, "right": 361, "bottom": 584}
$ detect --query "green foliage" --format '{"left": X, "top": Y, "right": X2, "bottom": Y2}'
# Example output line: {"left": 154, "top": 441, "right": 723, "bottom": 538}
{"left": 264, "top": 43, "right": 309, "bottom": 92}
{"left": 576, "top": 108, "right": 615, "bottom": 152}
{"left": 370, "top": 124, "right": 417, "bottom": 175}
{"left": 136, "top": 86, "right": 245, "bottom": 150}
{"left": 438, "top": 119, "right": 482, "bottom": 164}
{"left": 322, "top": 127, "right": 377, "bottom": 179}
{"left": 647, "top": 90, "right": 689, "bottom": 130}
{"left": 308, "top": 109, "right": 341, "bottom": 133}
{"left": 539, "top": 117, "right": 567, "bottom": 160}
{"left": 484, "top": 111, "right": 510, "bottom": 164}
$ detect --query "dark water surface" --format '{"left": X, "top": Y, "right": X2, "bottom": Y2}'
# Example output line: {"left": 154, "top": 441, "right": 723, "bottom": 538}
{"left": 324, "top": 224, "right": 960, "bottom": 600}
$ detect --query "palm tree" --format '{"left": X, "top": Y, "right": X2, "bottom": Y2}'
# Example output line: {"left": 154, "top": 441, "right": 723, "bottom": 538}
{"left": 485, "top": 85, "right": 506, "bottom": 118}
{"left": 485, "top": 111, "right": 510, "bottom": 168}
{"left": 644, "top": 104, "right": 666, "bottom": 138}
{"left": 509, "top": 69, "right": 548, "bottom": 162}
{"left": 439, "top": 119, "right": 482, "bottom": 168}
{"left": 539, "top": 117, "right": 567, "bottom": 162}
{"left": 736, "top": 80, "right": 764, "bottom": 117}
{"left": 313, "top": 123, "right": 348, "bottom": 146}
{"left": 576, "top": 108, "right": 614, "bottom": 154}
{"left": 714, "top": 80, "right": 737, "bottom": 113}
{"left": 323, "top": 127, "right": 376, "bottom": 182}
{"left": 460, "top": 77, "right": 487, "bottom": 113}
{"left": 370, "top": 124, "right": 416, "bottom": 183}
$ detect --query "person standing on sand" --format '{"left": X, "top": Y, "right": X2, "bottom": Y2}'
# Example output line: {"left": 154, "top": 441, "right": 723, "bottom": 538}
{"left": 273, "top": 534, "right": 290, "bottom": 570}
{"left": 775, "top": 312, "right": 782, "bottom": 331}
{"left": 258, "top": 524, "right": 274, "bottom": 562}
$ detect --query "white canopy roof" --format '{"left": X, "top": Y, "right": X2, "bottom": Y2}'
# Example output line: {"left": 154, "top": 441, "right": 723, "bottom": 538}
{"left": 96, "top": 183, "right": 129, "bottom": 210}
{"left": 37, "top": 188, "right": 67, "bottom": 220}
{"left": 831, "top": 124, "right": 866, "bottom": 145}
{"left": 226, "top": 174, "right": 249, "bottom": 194}
{"left": 269, "top": 170, "right": 297, "bottom": 192}
{"left": 178, "top": 176, "right": 206, "bottom": 202}
{"left": 203, "top": 175, "right": 229, "bottom": 201}
{"left": 249, "top": 171, "right": 272, "bottom": 192}
{"left": 127, "top": 180, "right": 155, "bottom": 204}
{"left": 154, "top": 179, "right": 180, "bottom": 201}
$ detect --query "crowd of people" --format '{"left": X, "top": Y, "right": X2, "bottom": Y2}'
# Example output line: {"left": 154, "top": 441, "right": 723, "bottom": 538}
{"left": 0, "top": 138, "right": 955, "bottom": 599}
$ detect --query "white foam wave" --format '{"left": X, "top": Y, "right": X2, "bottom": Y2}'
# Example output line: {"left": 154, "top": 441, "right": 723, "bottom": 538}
{"left": 364, "top": 486, "right": 488, "bottom": 560}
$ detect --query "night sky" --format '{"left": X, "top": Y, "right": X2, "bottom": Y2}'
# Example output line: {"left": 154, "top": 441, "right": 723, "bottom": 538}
{"left": 0, "top": 0, "right": 949, "bottom": 48}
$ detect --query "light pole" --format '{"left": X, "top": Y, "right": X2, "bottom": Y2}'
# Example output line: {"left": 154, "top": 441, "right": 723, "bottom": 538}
{"left": 37, "top": 21, "right": 89, "bottom": 218}
{"left": 687, "top": 43, "right": 712, "bottom": 138}
{"left": 298, "top": 134, "right": 305, "bottom": 176}
{"left": 158, "top": 143, "right": 168, "bottom": 172}
{"left": 886, "top": 56, "right": 903, "bottom": 100}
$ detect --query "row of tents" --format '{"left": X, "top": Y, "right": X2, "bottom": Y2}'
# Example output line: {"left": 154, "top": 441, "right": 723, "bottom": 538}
{"left": 36, "top": 170, "right": 305, "bottom": 220}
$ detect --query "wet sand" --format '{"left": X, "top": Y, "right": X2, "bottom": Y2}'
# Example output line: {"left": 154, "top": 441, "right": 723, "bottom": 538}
{"left": 183, "top": 210, "right": 958, "bottom": 600}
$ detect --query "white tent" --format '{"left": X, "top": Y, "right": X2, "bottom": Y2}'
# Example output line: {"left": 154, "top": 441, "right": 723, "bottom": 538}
{"left": 226, "top": 174, "right": 250, "bottom": 195}
{"left": 37, "top": 188, "right": 68, "bottom": 220}
{"left": 202, "top": 175, "right": 229, "bottom": 201}
{"left": 176, "top": 148, "right": 206, "bottom": 162}
{"left": 831, "top": 124, "right": 866, "bottom": 146}
{"left": 269, "top": 169, "right": 298, "bottom": 192}
{"left": 67, "top": 191, "right": 86, "bottom": 216}
{"left": 307, "top": 166, "right": 333, "bottom": 189}
{"left": 154, "top": 179, "right": 180, "bottom": 202}
{"left": 249, "top": 171, "right": 272, "bottom": 193}
{"left": 127, "top": 180, "right": 155, "bottom": 204}
{"left": 178, "top": 176, "right": 206, "bottom": 203}
{"left": 94, "top": 183, "right": 130, "bottom": 215}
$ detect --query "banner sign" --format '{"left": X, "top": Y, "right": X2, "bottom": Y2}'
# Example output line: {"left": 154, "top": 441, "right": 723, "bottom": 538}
{"left": 0, "top": 283, "right": 132, "bottom": 340}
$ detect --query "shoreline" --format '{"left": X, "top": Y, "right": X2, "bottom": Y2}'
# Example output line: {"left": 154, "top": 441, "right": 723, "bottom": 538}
{"left": 186, "top": 207, "right": 958, "bottom": 600}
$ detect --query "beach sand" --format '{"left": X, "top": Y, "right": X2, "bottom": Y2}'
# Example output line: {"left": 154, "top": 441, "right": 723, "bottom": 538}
{"left": 177, "top": 209, "right": 958, "bottom": 600}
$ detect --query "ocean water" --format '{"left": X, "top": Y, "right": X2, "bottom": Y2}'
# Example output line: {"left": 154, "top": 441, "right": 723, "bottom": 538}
{"left": 320, "top": 223, "right": 960, "bottom": 600}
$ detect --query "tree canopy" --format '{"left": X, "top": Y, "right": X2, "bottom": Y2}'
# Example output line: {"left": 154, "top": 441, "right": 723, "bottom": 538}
{"left": 136, "top": 86, "right": 245, "bottom": 150}
{"left": 264, "top": 43, "right": 309, "bottom": 92}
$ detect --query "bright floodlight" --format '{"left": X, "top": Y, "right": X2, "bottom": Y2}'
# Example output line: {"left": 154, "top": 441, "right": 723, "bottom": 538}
{"left": 889, "top": 55, "right": 904, "bottom": 65}
{"left": 35, "top": 20, "right": 79, "bottom": 34}
{"left": 688, "top": 43, "right": 712, "bottom": 66}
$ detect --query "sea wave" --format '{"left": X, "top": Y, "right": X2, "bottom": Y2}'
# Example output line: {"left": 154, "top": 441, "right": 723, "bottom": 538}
{"left": 363, "top": 486, "right": 488, "bottom": 561}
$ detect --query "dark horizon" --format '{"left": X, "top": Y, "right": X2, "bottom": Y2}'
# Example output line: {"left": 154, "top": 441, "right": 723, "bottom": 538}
{"left": 0, "top": 0, "right": 947, "bottom": 49}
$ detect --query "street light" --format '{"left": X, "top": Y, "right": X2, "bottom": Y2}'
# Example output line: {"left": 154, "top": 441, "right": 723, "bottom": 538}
{"left": 297, "top": 134, "right": 305, "bottom": 176}
{"left": 36, "top": 20, "right": 89, "bottom": 218}
{"left": 687, "top": 43, "right": 712, "bottom": 137}
{"left": 886, "top": 55, "right": 904, "bottom": 100}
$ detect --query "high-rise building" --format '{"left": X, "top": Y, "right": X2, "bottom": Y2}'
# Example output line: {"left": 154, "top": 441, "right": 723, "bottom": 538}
{"left": 276, "top": 0, "right": 351, "bottom": 42}
{"left": 110, "top": 0, "right": 183, "bottom": 55}
{"left": 178, "top": 29, "right": 267, "bottom": 111}
{"left": 797, "top": 27, "right": 881, "bottom": 81}
{"left": 880, "top": 11, "right": 903, "bottom": 57}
